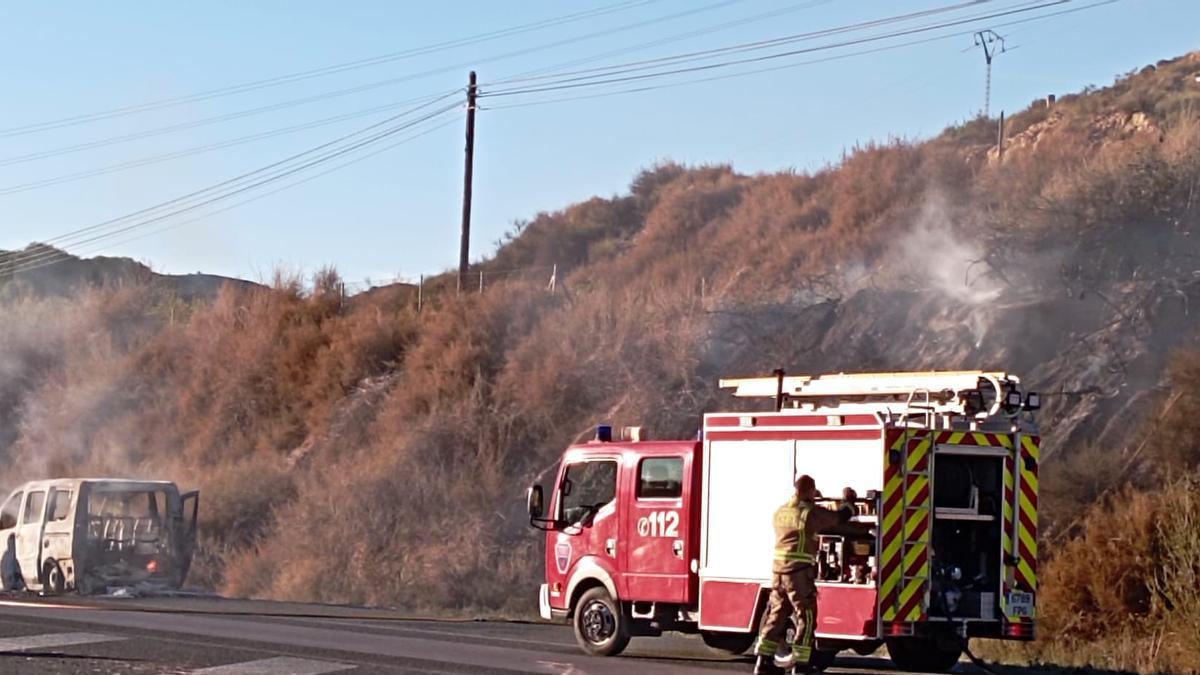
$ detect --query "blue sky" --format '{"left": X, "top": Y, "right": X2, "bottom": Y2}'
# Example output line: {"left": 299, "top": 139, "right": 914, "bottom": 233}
{"left": 1, "top": 0, "right": 1194, "bottom": 284}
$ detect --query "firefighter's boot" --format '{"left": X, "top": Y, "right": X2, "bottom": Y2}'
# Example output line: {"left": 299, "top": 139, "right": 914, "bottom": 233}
{"left": 754, "top": 655, "right": 782, "bottom": 674}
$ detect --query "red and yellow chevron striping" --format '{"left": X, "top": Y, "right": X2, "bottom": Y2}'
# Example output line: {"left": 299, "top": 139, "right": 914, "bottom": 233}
{"left": 881, "top": 430, "right": 1037, "bottom": 625}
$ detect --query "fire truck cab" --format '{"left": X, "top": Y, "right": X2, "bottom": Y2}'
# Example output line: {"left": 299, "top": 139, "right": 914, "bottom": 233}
{"left": 527, "top": 371, "right": 1041, "bottom": 672}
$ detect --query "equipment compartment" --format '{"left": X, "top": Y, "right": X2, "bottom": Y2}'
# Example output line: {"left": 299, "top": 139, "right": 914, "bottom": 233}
{"left": 930, "top": 451, "right": 1004, "bottom": 620}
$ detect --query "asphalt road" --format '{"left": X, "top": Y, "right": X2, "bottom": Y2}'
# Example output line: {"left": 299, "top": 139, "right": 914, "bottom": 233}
{"left": 0, "top": 595, "right": 1021, "bottom": 674}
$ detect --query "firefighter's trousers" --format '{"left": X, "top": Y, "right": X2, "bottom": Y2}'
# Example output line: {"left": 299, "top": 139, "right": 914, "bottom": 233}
{"left": 755, "top": 566, "right": 817, "bottom": 663}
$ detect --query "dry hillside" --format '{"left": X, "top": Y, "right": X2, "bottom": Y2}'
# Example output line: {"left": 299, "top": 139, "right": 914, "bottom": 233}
{"left": 4, "top": 52, "right": 1200, "bottom": 673}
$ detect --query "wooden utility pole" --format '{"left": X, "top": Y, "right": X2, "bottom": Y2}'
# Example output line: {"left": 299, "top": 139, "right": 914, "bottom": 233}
{"left": 457, "top": 71, "right": 478, "bottom": 293}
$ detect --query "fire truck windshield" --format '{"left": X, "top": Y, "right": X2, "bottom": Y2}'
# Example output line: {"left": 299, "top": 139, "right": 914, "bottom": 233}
{"left": 559, "top": 460, "right": 617, "bottom": 525}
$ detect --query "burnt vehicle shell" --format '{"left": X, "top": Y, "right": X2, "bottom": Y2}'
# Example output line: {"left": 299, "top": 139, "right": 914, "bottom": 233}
{"left": 0, "top": 478, "right": 198, "bottom": 594}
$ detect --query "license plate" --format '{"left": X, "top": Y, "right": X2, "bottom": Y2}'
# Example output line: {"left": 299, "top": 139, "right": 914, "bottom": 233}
{"left": 1007, "top": 591, "right": 1034, "bottom": 617}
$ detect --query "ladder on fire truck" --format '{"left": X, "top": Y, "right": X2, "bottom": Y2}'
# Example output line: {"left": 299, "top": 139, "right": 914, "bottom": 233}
{"left": 719, "top": 370, "right": 1020, "bottom": 421}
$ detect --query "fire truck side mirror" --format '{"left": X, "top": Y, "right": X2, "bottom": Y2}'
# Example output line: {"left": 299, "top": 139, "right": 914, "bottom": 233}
{"left": 527, "top": 485, "right": 545, "bottom": 520}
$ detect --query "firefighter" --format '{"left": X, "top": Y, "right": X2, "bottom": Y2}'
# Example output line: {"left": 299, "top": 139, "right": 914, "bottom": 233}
{"left": 753, "top": 475, "right": 856, "bottom": 675}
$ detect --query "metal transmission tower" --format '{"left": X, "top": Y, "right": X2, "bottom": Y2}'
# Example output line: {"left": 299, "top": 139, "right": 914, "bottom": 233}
{"left": 973, "top": 30, "right": 1005, "bottom": 118}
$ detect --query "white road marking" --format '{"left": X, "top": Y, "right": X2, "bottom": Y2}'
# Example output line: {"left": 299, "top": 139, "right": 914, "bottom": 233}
{"left": 0, "top": 631, "right": 124, "bottom": 652}
{"left": 537, "top": 660, "right": 589, "bottom": 675}
{"left": 190, "top": 656, "right": 355, "bottom": 674}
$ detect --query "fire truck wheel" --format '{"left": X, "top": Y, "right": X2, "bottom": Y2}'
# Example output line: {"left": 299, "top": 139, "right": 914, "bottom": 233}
{"left": 885, "top": 637, "right": 962, "bottom": 672}
{"left": 572, "top": 587, "right": 630, "bottom": 657}
{"left": 41, "top": 560, "right": 65, "bottom": 596}
{"left": 699, "top": 631, "right": 756, "bottom": 655}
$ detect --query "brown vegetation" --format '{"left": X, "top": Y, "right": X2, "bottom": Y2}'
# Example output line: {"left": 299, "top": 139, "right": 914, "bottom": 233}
{"left": 2, "top": 50, "right": 1200, "bottom": 670}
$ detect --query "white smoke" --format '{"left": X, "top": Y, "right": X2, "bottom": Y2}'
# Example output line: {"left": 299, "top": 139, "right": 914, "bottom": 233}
{"left": 891, "top": 194, "right": 1005, "bottom": 347}
{"left": 897, "top": 194, "right": 1003, "bottom": 305}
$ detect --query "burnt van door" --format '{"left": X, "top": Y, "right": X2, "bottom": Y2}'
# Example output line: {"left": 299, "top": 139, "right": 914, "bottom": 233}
{"left": 622, "top": 453, "right": 693, "bottom": 604}
{"left": 16, "top": 490, "right": 47, "bottom": 587}
{"left": 178, "top": 491, "right": 199, "bottom": 583}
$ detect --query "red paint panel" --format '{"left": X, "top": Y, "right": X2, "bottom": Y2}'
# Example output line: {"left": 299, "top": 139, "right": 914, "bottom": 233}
{"left": 816, "top": 585, "right": 877, "bottom": 638}
{"left": 706, "top": 414, "right": 879, "bottom": 428}
{"left": 700, "top": 580, "right": 762, "bottom": 630}
{"left": 706, "top": 430, "right": 882, "bottom": 442}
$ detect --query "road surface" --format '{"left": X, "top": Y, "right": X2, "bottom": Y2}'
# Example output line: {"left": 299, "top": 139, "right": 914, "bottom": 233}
{"left": 0, "top": 595, "right": 1019, "bottom": 674}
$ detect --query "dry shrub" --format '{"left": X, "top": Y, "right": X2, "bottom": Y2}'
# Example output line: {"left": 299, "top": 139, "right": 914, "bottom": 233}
{"left": 998, "top": 480, "right": 1200, "bottom": 673}
{"left": 185, "top": 454, "right": 296, "bottom": 590}
{"left": 1039, "top": 488, "right": 1158, "bottom": 640}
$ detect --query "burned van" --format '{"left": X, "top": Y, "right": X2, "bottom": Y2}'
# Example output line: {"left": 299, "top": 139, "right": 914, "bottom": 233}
{"left": 0, "top": 479, "right": 198, "bottom": 594}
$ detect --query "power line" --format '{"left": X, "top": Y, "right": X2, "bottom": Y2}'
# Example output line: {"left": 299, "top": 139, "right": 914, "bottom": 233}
{"left": 0, "top": 0, "right": 661, "bottom": 139}
{"left": 11, "top": 116, "right": 463, "bottom": 273}
{"left": 42, "top": 93, "right": 460, "bottom": 250}
{"left": 4, "top": 106, "right": 460, "bottom": 274}
{"left": 486, "top": 0, "right": 1002, "bottom": 87}
{"left": 0, "top": 94, "right": 456, "bottom": 196}
{"left": 500, "top": 0, "right": 838, "bottom": 81}
{"left": 0, "top": 0, "right": 743, "bottom": 168}
{"left": 0, "top": 87, "right": 460, "bottom": 169}
{"left": 478, "top": 0, "right": 1078, "bottom": 98}
{"left": 2, "top": 96, "right": 462, "bottom": 271}
{"left": 482, "top": 33, "right": 966, "bottom": 111}
{"left": 479, "top": 0, "right": 1119, "bottom": 111}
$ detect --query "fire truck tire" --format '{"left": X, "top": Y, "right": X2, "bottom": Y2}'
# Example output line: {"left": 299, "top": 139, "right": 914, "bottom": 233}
{"left": 700, "top": 631, "right": 756, "bottom": 655}
{"left": 41, "top": 560, "right": 65, "bottom": 596}
{"left": 572, "top": 587, "right": 631, "bottom": 657}
{"left": 885, "top": 637, "right": 962, "bottom": 672}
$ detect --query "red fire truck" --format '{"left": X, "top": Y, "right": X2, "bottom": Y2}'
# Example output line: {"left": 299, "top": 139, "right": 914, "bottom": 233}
{"left": 526, "top": 371, "right": 1041, "bottom": 672}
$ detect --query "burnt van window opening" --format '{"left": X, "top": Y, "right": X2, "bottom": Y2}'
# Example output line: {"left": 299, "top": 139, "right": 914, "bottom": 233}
{"left": 560, "top": 460, "right": 617, "bottom": 525}
{"left": 22, "top": 491, "right": 45, "bottom": 525}
{"left": 0, "top": 493, "right": 21, "bottom": 530}
{"left": 47, "top": 490, "right": 72, "bottom": 522}
{"left": 637, "top": 457, "right": 683, "bottom": 499}
{"left": 89, "top": 491, "right": 166, "bottom": 519}
{"left": 87, "top": 490, "right": 169, "bottom": 553}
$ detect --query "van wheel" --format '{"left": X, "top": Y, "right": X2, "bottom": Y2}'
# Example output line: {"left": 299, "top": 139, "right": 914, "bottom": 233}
{"left": 42, "top": 560, "right": 65, "bottom": 596}
{"left": 700, "top": 631, "right": 756, "bottom": 655}
{"left": 886, "top": 637, "right": 963, "bottom": 672}
{"left": 572, "top": 587, "right": 630, "bottom": 656}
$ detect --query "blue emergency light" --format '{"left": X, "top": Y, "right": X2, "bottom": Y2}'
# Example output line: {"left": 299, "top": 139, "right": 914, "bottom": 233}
{"left": 595, "top": 424, "right": 613, "bottom": 442}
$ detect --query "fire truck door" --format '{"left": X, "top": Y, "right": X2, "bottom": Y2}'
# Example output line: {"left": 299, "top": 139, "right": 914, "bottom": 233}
{"left": 622, "top": 455, "right": 692, "bottom": 603}
{"left": 547, "top": 458, "right": 622, "bottom": 607}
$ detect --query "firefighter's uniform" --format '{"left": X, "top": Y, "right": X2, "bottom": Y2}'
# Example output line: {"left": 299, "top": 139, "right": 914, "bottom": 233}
{"left": 755, "top": 495, "right": 854, "bottom": 671}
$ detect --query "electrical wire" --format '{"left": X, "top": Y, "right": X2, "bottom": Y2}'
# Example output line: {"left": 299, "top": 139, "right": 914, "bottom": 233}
{"left": 0, "top": 95, "right": 454, "bottom": 196}
{"left": 486, "top": 0, "right": 1004, "bottom": 87}
{"left": 481, "top": 33, "right": 962, "bottom": 111}
{"left": 0, "top": 87, "right": 460, "bottom": 169}
{"left": 480, "top": 0, "right": 1075, "bottom": 98}
{"left": 1, "top": 98, "right": 461, "bottom": 272}
{"left": 0, "top": 0, "right": 660, "bottom": 139}
{"left": 501, "top": 0, "right": 838, "bottom": 80}
{"left": 479, "top": 0, "right": 1120, "bottom": 111}
{"left": 23, "top": 116, "right": 463, "bottom": 270}
{"left": 4, "top": 107, "right": 459, "bottom": 274}
{"left": 0, "top": 0, "right": 818, "bottom": 189}
{"left": 36, "top": 92, "right": 459, "bottom": 250}
{"left": 0, "top": 0, "right": 742, "bottom": 167}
